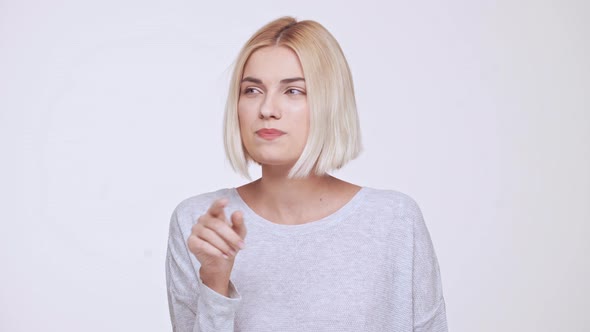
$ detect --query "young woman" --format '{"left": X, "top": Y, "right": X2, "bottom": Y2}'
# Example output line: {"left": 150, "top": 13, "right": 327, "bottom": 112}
{"left": 166, "top": 17, "right": 448, "bottom": 332}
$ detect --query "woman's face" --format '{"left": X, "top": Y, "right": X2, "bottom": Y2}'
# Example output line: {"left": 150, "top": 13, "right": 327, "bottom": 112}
{"left": 238, "top": 46, "right": 309, "bottom": 169}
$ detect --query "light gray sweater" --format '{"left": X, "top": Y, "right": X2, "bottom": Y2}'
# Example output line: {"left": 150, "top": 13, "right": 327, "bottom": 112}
{"left": 166, "top": 187, "right": 448, "bottom": 331}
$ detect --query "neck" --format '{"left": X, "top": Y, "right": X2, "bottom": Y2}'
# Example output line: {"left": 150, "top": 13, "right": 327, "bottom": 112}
{"left": 257, "top": 164, "right": 334, "bottom": 204}
{"left": 239, "top": 165, "right": 341, "bottom": 224}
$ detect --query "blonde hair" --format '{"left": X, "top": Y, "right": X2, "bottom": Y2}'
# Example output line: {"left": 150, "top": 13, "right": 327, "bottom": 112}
{"left": 223, "top": 16, "right": 362, "bottom": 178}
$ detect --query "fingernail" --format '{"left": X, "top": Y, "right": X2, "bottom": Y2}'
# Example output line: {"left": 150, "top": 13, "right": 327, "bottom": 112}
{"left": 229, "top": 249, "right": 237, "bottom": 256}
{"left": 222, "top": 254, "right": 230, "bottom": 260}
{"left": 238, "top": 241, "right": 245, "bottom": 249}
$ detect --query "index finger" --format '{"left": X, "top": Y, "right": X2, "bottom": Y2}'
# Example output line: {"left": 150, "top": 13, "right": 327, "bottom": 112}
{"left": 207, "top": 198, "right": 228, "bottom": 219}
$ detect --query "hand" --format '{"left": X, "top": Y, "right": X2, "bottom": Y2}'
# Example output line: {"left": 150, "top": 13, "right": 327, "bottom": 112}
{"left": 187, "top": 198, "right": 247, "bottom": 295}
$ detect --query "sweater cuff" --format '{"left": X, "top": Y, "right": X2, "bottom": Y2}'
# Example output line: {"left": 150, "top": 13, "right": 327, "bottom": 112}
{"left": 196, "top": 270, "right": 241, "bottom": 325}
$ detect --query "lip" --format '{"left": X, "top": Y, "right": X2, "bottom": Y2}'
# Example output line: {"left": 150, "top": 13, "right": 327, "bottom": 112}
{"left": 256, "top": 128, "right": 285, "bottom": 140}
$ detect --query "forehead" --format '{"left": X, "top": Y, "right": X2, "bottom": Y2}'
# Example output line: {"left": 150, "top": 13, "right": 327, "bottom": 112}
{"left": 242, "top": 46, "right": 304, "bottom": 80}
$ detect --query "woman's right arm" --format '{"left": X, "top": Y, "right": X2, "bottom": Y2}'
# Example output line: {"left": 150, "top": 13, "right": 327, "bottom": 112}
{"left": 165, "top": 199, "right": 246, "bottom": 332}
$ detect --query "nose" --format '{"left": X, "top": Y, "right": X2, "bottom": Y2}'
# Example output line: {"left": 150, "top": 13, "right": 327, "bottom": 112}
{"left": 259, "top": 93, "right": 281, "bottom": 120}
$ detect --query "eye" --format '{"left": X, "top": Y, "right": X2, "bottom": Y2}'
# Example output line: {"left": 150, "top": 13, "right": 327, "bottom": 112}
{"left": 243, "top": 87, "right": 261, "bottom": 95}
{"left": 286, "top": 88, "right": 305, "bottom": 95}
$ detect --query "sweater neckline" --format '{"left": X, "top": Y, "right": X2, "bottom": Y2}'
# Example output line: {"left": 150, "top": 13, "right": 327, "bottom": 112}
{"left": 228, "top": 187, "right": 367, "bottom": 236}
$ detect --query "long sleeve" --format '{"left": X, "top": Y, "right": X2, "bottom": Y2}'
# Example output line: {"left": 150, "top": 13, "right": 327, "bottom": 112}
{"left": 167, "top": 187, "right": 448, "bottom": 331}
{"left": 165, "top": 208, "right": 242, "bottom": 332}
{"left": 409, "top": 199, "right": 448, "bottom": 332}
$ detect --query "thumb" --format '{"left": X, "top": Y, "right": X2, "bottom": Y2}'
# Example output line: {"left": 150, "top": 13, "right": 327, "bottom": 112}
{"left": 230, "top": 210, "right": 247, "bottom": 240}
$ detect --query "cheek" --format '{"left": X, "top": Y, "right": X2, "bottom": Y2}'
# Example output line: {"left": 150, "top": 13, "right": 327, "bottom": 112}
{"left": 237, "top": 103, "right": 249, "bottom": 129}
{"left": 238, "top": 100, "right": 258, "bottom": 123}
{"left": 300, "top": 106, "right": 311, "bottom": 134}
{"left": 237, "top": 107, "right": 254, "bottom": 146}
{"left": 237, "top": 114, "right": 248, "bottom": 142}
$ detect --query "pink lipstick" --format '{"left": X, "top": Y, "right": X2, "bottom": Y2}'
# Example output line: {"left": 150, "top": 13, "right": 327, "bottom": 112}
{"left": 256, "top": 128, "right": 285, "bottom": 140}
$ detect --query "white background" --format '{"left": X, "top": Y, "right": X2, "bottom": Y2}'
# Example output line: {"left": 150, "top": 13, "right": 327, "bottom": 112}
{"left": 1, "top": 0, "right": 589, "bottom": 331}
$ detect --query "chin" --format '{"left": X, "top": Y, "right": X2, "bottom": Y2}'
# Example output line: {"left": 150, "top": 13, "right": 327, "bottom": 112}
{"left": 250, "top": 155, "right": 298, "bottom": 167}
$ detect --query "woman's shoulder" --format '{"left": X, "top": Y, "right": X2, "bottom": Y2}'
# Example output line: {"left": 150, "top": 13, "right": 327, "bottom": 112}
{"left": 171, "top": 188, "right": 234, "bottom": 218}
{"left": 360, "top": 186, "right": 423, "bottom": 216}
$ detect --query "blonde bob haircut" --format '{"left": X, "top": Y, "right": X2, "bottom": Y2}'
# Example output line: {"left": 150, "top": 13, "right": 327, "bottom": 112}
{"left": 223, "top": 16, "right": 362, "bottom": 179}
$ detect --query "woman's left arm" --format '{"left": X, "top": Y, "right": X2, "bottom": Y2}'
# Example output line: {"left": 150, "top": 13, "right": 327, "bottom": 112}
{"left": 409, "top": 199, "right": 449, "bottom": 332}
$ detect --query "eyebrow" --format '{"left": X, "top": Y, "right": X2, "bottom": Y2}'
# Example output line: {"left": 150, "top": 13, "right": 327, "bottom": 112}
{"left": 241, "top": 76, "right": 305, "bottom": 84}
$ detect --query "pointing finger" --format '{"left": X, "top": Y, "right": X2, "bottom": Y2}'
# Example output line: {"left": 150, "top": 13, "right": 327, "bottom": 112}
{"left": 207, "top": 198, "right": 228, "bottom": 219}
{"left": 231, "top": 211, "right": 247, "bottom": 246}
